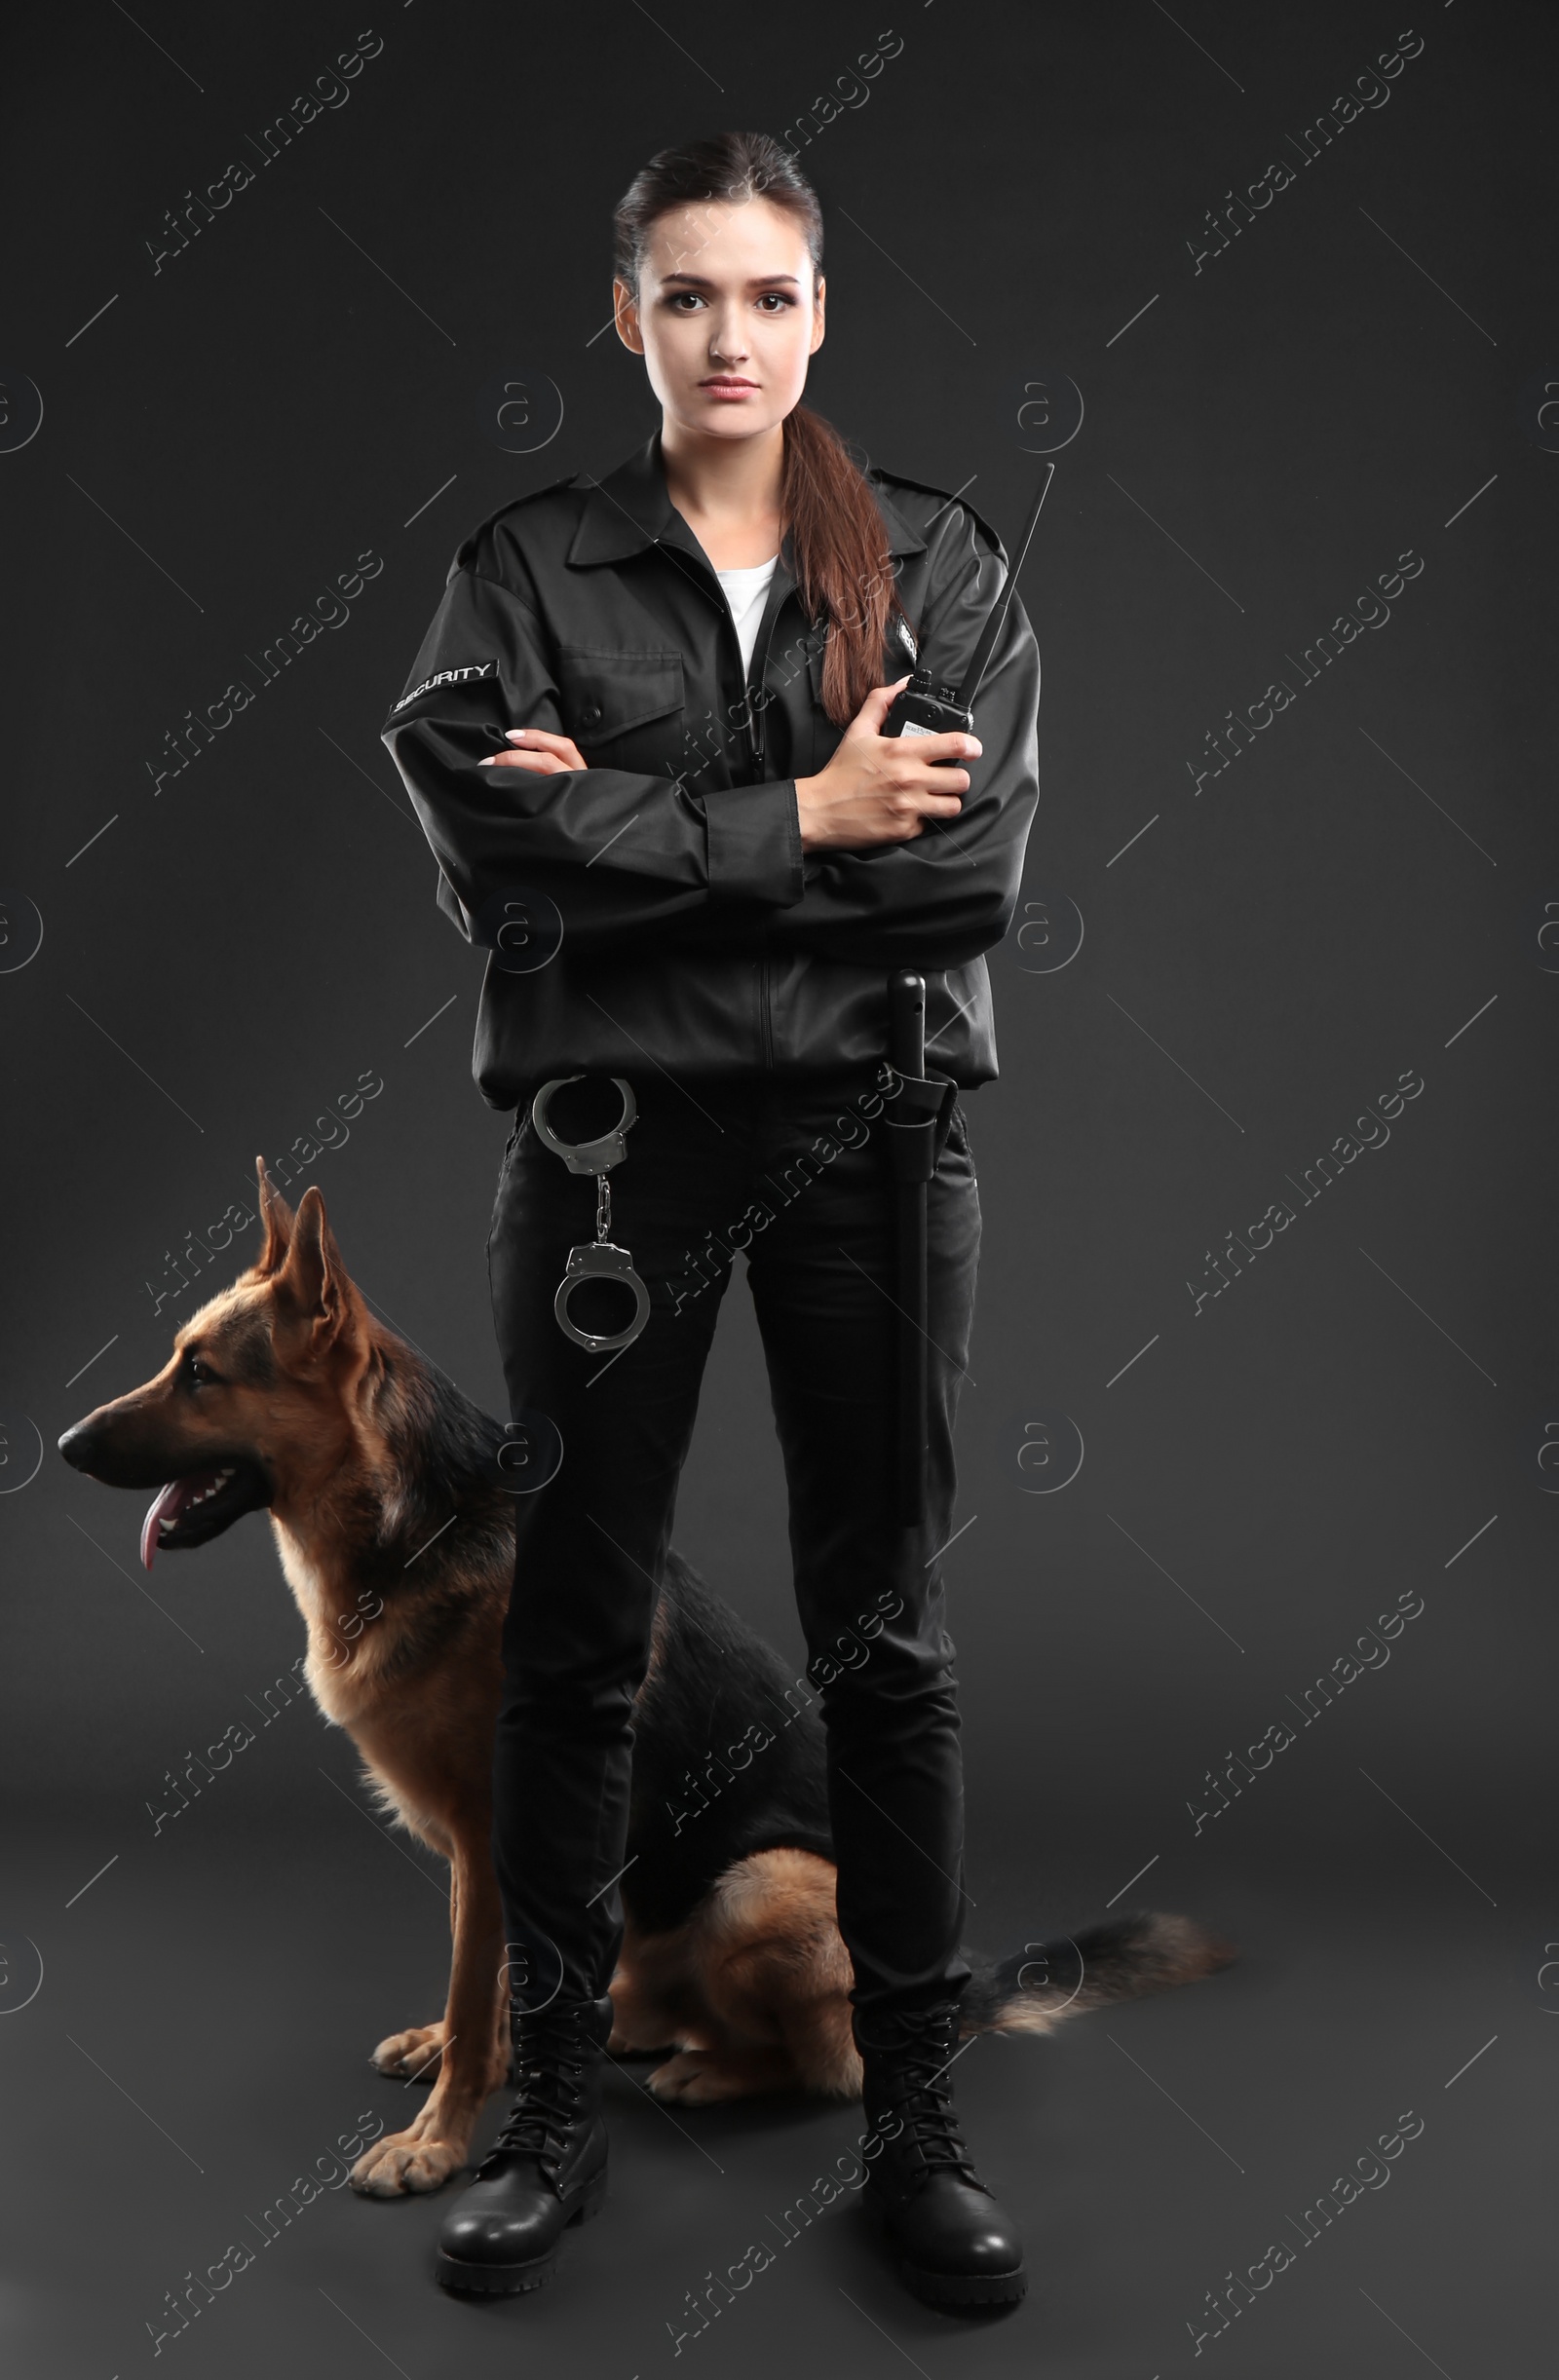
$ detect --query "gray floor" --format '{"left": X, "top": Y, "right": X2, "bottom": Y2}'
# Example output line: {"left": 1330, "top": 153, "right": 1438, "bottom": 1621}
{"left": 5, "top": 1802, "right": 1543, "bottom": 2379}
{"left": 8, "top": 1238, "right": 1549, "bottom": 2379}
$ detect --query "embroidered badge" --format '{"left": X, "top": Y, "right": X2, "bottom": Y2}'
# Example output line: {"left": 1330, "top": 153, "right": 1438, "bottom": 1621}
{"left": 392, "top": 660, "right": 500, "bottom": 714}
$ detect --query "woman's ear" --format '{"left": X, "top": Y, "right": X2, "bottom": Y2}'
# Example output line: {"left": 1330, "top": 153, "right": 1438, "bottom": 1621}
{"left": 614, "top": 277, "right": 645, "bottom": 355}
{"left": 810, "top": 275, "right": 826, "bottom": 356}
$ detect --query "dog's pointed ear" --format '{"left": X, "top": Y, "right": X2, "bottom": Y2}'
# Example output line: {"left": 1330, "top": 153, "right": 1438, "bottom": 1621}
{"left": 272, "top": 1186, "right": 355, "bottom": 1363}
{"left": 254, "top": 1157, "right": 296, "bottom": 1276}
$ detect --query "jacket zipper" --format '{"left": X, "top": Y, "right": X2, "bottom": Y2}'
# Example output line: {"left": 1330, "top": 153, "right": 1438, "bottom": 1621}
{"left": 711, "top": 552, "right": 786, "bottom": 1073}
{"left": 747, "top": 600, "right": 779, "bottom": 1072}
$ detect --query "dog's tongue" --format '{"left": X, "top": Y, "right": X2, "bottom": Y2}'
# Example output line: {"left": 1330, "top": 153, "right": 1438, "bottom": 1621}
{"left": 140, "top": 1478, "right": 203, "bottom": 1570}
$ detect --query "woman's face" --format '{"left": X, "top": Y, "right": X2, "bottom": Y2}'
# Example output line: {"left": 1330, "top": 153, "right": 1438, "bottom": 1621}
{"left": 614, "top": 196, "right": 824, "bottom": 442}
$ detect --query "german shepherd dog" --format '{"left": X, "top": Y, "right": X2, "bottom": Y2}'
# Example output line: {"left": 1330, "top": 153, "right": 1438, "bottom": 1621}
{"left": 59, "top": 1162, "right": 1232, "bottom": 2198}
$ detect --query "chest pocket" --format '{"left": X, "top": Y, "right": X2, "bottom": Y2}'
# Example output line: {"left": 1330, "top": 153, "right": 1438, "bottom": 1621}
{"left": 556, "top": 646, "right": 684, "bottom": 767}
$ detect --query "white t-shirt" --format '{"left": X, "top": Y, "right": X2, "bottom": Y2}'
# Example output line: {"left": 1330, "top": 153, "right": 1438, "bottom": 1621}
{"left": 715, "top": 555, "right": 779, "bottom": 677}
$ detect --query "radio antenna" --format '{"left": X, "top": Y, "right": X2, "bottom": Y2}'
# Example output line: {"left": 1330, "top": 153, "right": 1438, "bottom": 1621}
{"left": 954, "top": 461, "right": 1055, "bottom": 710}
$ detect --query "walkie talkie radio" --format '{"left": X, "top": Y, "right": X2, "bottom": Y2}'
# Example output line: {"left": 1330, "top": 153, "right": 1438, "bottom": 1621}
{"left": 883, "top": 461, "right": 1054, "bottom": 750}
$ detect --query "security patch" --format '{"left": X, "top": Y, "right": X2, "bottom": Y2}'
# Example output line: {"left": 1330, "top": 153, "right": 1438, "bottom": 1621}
{"left": 392, "top": 660, "right": 500, "bottom": 714}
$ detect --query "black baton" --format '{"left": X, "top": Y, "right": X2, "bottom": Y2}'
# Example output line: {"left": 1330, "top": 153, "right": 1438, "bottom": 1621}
{"left": 887, "top": 969, "right": 946, "bottom": 1528}
{"left": 879, "top": 472, "right": 1053, "bottom": 1526}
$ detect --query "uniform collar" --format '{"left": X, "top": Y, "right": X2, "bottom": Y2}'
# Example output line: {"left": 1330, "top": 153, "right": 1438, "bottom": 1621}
{"left": 864, "top": 482, "right": 928, "bottom": 560}
{"left": 566, "top": 431, "right": 699, "bottom": 567}
{"left": 565, "top": 427, "right": 928, "bottom": 568}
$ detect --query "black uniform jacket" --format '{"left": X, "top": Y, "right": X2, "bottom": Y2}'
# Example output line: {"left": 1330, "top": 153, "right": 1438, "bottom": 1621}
{"left": 381, "top": 429, "right": 1041, "bottom": 1107}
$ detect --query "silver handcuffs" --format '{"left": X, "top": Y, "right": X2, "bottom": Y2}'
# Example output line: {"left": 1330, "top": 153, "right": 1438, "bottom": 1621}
{"left": 530, "top": 1076, "right": 650, "bottom": 1353}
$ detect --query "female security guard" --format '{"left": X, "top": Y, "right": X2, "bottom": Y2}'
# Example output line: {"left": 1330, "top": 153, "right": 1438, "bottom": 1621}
{"left": 382, "top": 132, "right": 1041, "bottom": 2309}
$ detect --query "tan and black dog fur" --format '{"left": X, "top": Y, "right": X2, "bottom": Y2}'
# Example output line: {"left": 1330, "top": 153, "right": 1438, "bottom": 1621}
{"left": 59, "top": 1161, "right": 1231, "bottom": 2198}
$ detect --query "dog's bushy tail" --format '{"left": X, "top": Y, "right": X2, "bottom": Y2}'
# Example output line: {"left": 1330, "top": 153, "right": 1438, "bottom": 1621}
{"left": 959, "top": 1910, "right": 1236, "bottom": 2038}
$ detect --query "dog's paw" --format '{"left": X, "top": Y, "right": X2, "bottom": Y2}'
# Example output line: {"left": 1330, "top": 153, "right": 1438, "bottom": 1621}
{"left": 648, "top": 2044, "right": 800, "bottom": 2103}
{"left": 604, "top": 1980, "right": 684, "bottom": 2058}
{"left": 647, "top": 2050, "right": 738, "bottom": 2104}
{"left": 371, "top": 2021, "right": 447, "bottom": 2081}
{"left": 608, "top": 2024, "right": 680, "bottom": 2058}
{"left": 351, "top": 2128, "right": 466, "bottom": 2197}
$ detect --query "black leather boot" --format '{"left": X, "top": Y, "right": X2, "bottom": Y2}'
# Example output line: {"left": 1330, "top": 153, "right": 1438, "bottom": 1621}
{"left": 435, "top": 1993, "right": 613, "bottom": 2295}
{"left": 856, "top": 1999, "right": 1028, "bottom": 2310}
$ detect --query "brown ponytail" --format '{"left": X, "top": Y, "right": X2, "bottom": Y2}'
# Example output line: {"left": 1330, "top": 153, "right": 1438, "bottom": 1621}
{"left": 612, "top": 131, "right": 909, "bottom": 727}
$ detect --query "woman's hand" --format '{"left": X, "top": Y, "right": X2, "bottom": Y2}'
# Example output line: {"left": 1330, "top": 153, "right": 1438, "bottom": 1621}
{"left": 793, "top": 676, "right": 980, "bottom": 852}
{"left": 479, "top": 728, "right": 588, "bottom": 774}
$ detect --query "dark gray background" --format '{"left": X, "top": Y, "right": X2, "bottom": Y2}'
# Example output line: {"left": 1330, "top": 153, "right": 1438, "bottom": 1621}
{"left": 2, "top": 2, "right": 1553, "bottom": 2373}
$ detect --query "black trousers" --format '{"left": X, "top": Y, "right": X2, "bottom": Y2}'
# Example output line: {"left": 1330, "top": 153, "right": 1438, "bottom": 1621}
{"left": 486, "top": 1067, "right": 980, "bottom": 2028}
